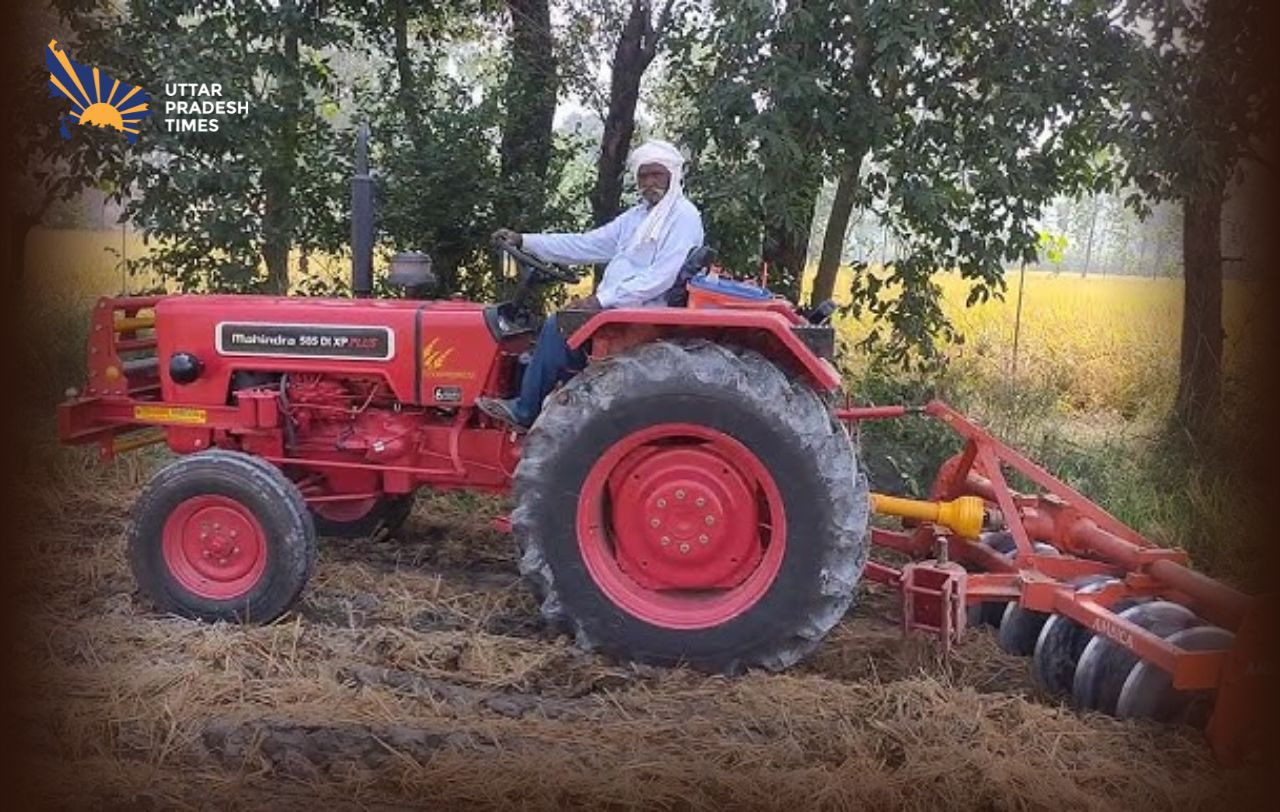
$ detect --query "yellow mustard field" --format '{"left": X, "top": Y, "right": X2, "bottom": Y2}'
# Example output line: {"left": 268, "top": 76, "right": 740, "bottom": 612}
{"left": 26, "top": 227, "right": 1260, "bottom": 419}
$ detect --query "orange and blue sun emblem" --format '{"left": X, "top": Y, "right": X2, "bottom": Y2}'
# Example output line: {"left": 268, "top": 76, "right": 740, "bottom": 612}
{"left": 46, "top": 39, "right": 150, "bottom": 143}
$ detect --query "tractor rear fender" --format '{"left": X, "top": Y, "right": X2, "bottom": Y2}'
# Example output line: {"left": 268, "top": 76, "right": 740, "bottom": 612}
{"left": 558, "top": 308, "right": 841, "bottom": 392}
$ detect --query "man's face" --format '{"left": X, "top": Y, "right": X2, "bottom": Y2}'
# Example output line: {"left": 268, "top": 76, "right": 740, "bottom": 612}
{"left": 637, "top": 163, "right": 671, "bottom": 205}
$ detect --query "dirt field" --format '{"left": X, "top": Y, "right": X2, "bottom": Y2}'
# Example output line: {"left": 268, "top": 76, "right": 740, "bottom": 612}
{"left": 11, "top": 444, "right": 1260, "bottom": 811}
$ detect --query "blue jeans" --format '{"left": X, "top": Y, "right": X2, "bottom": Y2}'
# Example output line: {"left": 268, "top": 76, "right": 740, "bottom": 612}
{"left": 514, "top": 313, "right": 588, "bottom": 424}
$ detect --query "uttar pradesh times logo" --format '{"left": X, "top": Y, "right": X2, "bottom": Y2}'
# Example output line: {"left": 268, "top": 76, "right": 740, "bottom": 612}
{"left": 46, "top": 39, "right": 151, "bottom": 143}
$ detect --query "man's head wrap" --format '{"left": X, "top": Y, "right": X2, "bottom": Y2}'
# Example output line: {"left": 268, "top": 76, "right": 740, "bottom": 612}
{"left": 625, "top": 139, "right": 686, "bottom": 252}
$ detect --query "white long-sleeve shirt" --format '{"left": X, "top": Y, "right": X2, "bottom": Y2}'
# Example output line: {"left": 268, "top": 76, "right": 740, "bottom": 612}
{"left": 522, "top": 198, "right": 705, "bottom": 308}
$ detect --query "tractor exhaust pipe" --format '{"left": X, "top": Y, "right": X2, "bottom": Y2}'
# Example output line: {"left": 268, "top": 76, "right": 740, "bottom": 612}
{"left": 351, "top": 121, "right": 374, "bottom": 298}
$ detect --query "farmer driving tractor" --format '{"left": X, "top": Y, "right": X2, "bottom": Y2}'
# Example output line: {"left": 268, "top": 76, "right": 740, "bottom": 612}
{"left": 478, "top": 139, "right": 705, "bottom": 429}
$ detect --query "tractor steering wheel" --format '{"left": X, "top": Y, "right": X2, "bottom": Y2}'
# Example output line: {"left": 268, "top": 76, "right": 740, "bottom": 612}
{"left": 494, "top": 239, "right": 578, "bottom": 284}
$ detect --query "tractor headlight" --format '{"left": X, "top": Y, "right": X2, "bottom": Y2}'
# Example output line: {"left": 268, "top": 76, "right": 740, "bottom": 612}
{"left": 169, "top": 352, "right": 202, "bottom": 385}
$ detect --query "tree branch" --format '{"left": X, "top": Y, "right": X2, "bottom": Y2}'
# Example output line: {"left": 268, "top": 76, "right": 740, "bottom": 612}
{"left": 642, "top": 0, "right": 676, "bottom": 58}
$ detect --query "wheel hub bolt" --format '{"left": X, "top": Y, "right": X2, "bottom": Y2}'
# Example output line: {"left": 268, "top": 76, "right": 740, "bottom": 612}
{"left": 657, "top": 498, "right": 667, "bottom": 508}
{"left": 676, "top": 489, "right": 686, "bottom": 500}
{"left": 695, "top": 497, "right": 706, "bottom": 507}
{"left": 660, "top": 536, "right": 670, "bottom": 546}
{"left": 705, "top": 515, "right": 715, "bottom": 525}
{"left": 232, "top": 546, "right": 240, "bottom": 555}
{"left": 698, "top": 534, "right": 709, "bottom": 545}
{"left": 679, "top": 543, "right": 690, "bottom": 554}
{"left": 650, "top": 518, "right": 661, "bottom": 528}
{"left": 202, "top": 550, "right": 211, "bottom": 559}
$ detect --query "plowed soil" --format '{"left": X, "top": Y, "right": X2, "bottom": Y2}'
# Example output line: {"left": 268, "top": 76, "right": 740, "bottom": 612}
{"left": 10, "top": 448, "right": 1261, "bottom": 810}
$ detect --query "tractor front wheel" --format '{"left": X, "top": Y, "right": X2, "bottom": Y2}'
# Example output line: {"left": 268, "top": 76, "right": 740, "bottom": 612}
{"left": 127, "top": 450, "right": 316, "bottom": 623}
{"left": 512, "top": 340, "right": 869, "bottom": 672}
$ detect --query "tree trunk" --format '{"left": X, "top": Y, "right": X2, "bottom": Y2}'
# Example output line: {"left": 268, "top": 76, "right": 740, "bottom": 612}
{"left": 262, "top": 6, "right": 300, "bottom": 294}
{"left": 1135, "top": 228, "right": 1148, "bottom": 280}
{"left": 811, "top": 162, "right": 860, "bottom": 305}
{"left": 1152, "top": 220, "right": 1167, "bottom": 278}
{"left": 1082, "top": 197, "right": 1098, "bottom": 278}
{"left": 589, "top": 1, "right": 674, "bottom": 286}
{"left": 761, "top": 178, "right": 820, "bottom": 303}
{"left": 1175, "top": 182, "right": 1225, "bottom": 431}
{"left": 499, "top": 0, "right": 558, "bottom": 229}
{"left": 592, "top": 2, "right": 652, "bottom": 228}
{"left": 8, "top": 213, "right": 37, "bottom": 292}
{"left": 392, "top": 0, "right": 420, "bottom": 136}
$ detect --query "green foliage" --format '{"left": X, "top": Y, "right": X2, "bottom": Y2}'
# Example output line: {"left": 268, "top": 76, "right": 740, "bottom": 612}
{"left": 1037, "top": 230, "right": 1068, "bottom": 268}
{"left": 373, "top": 76, "right": 504, "bottom": 299}
{"left": 368, "top": 0, "right": 590, "bottom": 303}
{"left": 663, "top": 0, "right": 833, "bottom": 295}
{"left": 665, "top": 0, "right": 1136, "bottom": 365}
{"left": 7, "top": 4, "right": 128, "bottom": 249}
{"left": 1116, "top": 0, "right": 1271, "bottom": 205}
{"left": 49, "top": 0, "right": 353, "bottom": 293}
{"left": 36, "top": 0, "right": 583, "bottom": 301}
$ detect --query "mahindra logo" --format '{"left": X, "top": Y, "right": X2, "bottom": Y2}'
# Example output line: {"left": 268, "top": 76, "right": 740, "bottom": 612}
{"left": 1091, "top": 617, "right": 1133, "bottom": 648}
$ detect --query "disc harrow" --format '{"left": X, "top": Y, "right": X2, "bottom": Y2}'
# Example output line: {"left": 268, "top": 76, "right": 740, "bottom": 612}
{"left": 839, "top": 400, "right": 1268, "bottom": 766}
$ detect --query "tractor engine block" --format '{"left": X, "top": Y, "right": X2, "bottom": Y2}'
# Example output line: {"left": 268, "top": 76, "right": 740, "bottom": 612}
{"left": 282, "top": 374, "right": 426, "bottom": 465}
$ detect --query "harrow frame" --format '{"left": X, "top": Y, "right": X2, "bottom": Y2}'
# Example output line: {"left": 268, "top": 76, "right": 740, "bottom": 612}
{"left": 838, "top": 399, "right": 1265, "bottom": 765}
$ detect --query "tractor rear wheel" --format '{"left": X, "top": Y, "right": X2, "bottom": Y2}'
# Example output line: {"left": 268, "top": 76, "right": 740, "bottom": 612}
{"left": 512, "top": 340, "right": 869, "bottom": 673}
{"left": 310, "top": 494, "right": 414, "bottom": 539}
{"left": 127, "top": 450, "right": 316, "bottom": 623}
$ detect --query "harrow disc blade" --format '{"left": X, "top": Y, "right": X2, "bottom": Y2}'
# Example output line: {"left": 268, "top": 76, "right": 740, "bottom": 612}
{"left": 970, "top": 534, "right": 1058, "bottom": 632}
{"left": 968, "top": 532, "right": 1016, "bottom": 628}
{"left": 1071, "top": 601, "right": 1200, "bottom": 715}
{"left": 982, "top": 531, "right": 1016, "bottom": 555}
{"left": 997, "top": 602, "right": 1049, "bottom": 656}
{"left": 1115, "top": 625, "right": 1233, "bottom": 726}
{"left": 969, "top": 599, "right": 1007, "bottom": 628}
{"left": 1031, "top": 576, "right": 1117, "bottom": 695}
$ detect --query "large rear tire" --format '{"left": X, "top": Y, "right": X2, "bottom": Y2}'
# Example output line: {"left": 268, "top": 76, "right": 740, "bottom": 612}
{"left": 512, "top": 340, "right": 869, "bottom": 673}
{"left": 127, "top": 450, "right": 317, "bottom": 623}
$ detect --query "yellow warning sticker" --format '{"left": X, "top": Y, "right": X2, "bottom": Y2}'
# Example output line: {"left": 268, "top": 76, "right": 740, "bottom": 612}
{"left": 133, "top": 405, "right": 208, "bottom": 425}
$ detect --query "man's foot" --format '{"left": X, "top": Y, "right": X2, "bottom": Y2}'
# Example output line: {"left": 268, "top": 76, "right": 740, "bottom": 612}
{"left": 475, "top": 396, "right": 530, "bottom": 431}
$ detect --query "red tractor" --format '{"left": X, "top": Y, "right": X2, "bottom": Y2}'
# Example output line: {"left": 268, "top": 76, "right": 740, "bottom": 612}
{"left": 58, "top": 236, "right": 867, "bottom": 673}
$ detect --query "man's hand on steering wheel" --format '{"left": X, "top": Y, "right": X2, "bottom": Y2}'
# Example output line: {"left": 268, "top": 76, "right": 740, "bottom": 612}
{"left": 492, "top": 235, "right": 577, "bottom": 284}
{"left": 492, "top": 228, "right": 522, "bottom": 248}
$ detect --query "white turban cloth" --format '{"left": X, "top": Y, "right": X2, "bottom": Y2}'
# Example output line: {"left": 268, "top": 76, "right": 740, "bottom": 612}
{"left": 625, "top": 139, "right": 686, "bottom": 252}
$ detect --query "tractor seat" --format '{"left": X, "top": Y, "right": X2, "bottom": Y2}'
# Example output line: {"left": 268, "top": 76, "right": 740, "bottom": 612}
{"left": 664, "top": 246, "right": 717, "bottom": 307}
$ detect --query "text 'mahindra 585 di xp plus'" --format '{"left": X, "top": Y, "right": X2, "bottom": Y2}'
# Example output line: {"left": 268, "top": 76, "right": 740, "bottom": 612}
{"left": 57, "top": 129, "right": 1265, "bottom": 764}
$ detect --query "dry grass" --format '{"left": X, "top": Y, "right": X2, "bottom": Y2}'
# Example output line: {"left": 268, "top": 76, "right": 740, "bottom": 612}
{"left": 14, "top": 443, "right": 1262, "bottom": 811}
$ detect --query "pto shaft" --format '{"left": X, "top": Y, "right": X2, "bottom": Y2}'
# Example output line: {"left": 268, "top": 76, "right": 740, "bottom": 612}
{"left": 871, "top": 493, "right": 986, "bottom": 538}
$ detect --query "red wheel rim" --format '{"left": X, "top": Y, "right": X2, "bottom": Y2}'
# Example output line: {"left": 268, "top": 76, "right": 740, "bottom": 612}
{"left": 161, "top": 495, "right": 268, "bottom": 600}
{"left": 576, "top": 423, "right": 786, "bottom": 629}
{"left": 311, "top": 497, "right": 378, "bottom": 523}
